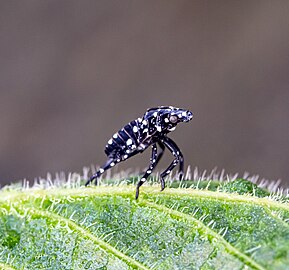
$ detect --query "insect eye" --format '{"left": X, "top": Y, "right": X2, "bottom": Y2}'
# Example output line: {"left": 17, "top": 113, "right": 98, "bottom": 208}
{"left": 169, "top": 115, "right": 178, "bottom": 123}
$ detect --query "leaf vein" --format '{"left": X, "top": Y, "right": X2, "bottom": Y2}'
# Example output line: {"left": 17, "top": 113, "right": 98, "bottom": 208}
{"left": 15, "top": 205, "right": 149, "bottom": 270}
{"left": 140, "top": 199, "right": 266, "bottom": 270}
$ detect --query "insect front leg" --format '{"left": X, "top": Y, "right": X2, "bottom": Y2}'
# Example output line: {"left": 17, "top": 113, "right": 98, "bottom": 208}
{"left": 160, "top": 136, "right": 184, "bottom": 191}
{"left": 164, "top": 137, "right": 184, "bottom": 180}
{"left": 85, "top": 158, "right": 118, "bottom": 186}
{"left": 178, "top": 152, "right": 184, "bottom": 181}
{"left": 135, "top": 143, "right": 159, "bottom": 199}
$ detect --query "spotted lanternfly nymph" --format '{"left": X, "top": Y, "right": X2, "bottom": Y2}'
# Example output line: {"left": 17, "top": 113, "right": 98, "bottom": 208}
{"left": 85, "top": 106, "right": 193, "bottom": 199}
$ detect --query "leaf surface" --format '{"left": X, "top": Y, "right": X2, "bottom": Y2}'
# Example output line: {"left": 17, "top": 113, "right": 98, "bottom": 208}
{"left": 0, "top": 179, "right": 288, "bottom": 270}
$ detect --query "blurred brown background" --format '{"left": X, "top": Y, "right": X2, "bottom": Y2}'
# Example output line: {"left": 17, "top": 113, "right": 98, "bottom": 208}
{"left": 0, "top": 1, "right": 288, "bottom": 186}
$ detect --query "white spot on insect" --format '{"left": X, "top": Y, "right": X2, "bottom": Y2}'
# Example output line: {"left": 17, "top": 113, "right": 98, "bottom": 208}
{"left": 153, "top": 112, "right": 158, "bottom": 117}
{"left": 133, "top": 126, "right": 138, "bottom": 133}
{"left": 142, "top": 120, "right": 148, "bottom": 125}
{"left": 113, "top": 133, "right": 118, "bottom": 139}
{"left": 138, "top": 143, "right": 146, "bottom": 150}
{"left": 132, "top": 145, "right": 136, "bottom": 149}
{"left": 117, "top": 159, "right": 120, "bottom": 162}
{"left": 147, "top": 170, "right": 152, "bottom": 174}
{"left": 138, "top": 118, "right": 142, "bottom": 122}
{"left": 168, "top": 127, "right": 176, "bottom": 131}
{"left": 108, "top": 139, "right": 113, "bottom": 144}
{"left": 156, "top": 126, "right": 162, "bottom": 132}
{"left": 124, "top": 154, "right": 128, "bottom": 159}
{"left": 126, "top": 139, "right": 133, "bottom": 145}
{"left": 164, "top": 118, "right": 169, "bottom": 123}
{"left": 110, "top": 162, "right": 115, "bottom": 167}
{"left": 141, "top": 178, "right": 146, "bottom": 182}
{"left": 182, "top": 111, "right": 187, "bottom": 117}
{"left": 143, "top": 128, "right": 148, "bottom": 133}
{"left": 178, "top": 113, "right": 182, "bottom": 118}
{"left": 167, "top": 170, "right": 171, "bottom": 174}
{"left": 99, "top": 168, "right": 104, "bottom": 173}
{"left": 126, "top": 149, "right": 131, "bottom": 153}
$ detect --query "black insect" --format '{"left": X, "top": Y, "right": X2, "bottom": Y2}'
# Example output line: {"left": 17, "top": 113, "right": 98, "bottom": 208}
{"left": 85, "top": 106, "right": 193, "bottom": 199}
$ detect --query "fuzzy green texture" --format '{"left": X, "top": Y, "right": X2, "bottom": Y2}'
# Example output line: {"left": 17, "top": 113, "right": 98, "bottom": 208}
{"left": 0, "top": 178, "right": 288, "bottom": 270}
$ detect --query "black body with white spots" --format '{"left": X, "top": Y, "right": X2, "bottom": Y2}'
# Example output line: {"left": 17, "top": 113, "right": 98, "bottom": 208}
{"left": 85, "top": 106, "right": 193, "bottom": 199}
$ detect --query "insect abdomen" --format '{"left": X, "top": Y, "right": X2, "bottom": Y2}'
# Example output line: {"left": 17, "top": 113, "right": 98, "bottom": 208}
{"left": 104, "top": 119, "right": 140, "bottom": 158}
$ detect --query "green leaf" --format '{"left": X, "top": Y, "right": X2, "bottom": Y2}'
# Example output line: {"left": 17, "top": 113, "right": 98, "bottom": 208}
{"left": 0, "top": 176, "right": 288, "bottom": 270}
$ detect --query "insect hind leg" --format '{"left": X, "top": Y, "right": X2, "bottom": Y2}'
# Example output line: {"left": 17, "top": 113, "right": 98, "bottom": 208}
{"left": 85, "top": 158, "right": 117, "bottom": 186}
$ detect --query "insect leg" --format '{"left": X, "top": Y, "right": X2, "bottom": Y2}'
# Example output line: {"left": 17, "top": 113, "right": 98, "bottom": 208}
{"left": 154, "top": 141, "right": 165, "bottom": 167}
{"left": 164, "top": 137, "right": 184, "bottom": 180}
{"left": 139, "top": 141, "right": 164, "bottom": 177}
{"left": 135, "top": 143, "right": 158, "bottom": 199}
{"left": 160, "top": 136, "right": 184, "bottom": 191}
{"left": 178, "top": 152, "right": 184, "bottom": 181}
{"left": 85, "top": 158, "right": 116, "bottom": 186}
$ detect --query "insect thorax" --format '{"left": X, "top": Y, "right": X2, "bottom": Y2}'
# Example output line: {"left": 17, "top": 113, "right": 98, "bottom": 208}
{"left": 104, "top": 106, "right": 190, "bottom": 160}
